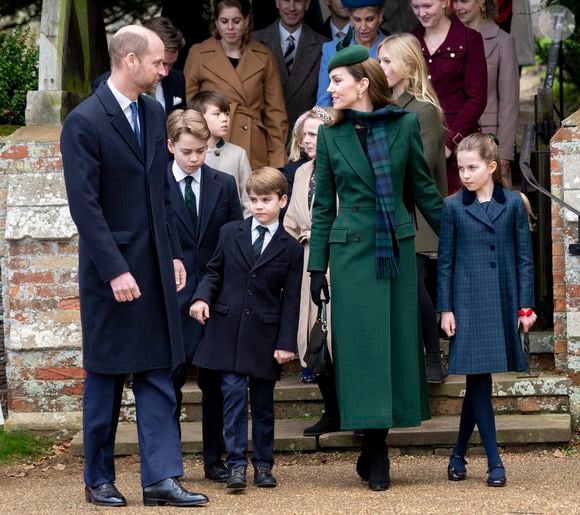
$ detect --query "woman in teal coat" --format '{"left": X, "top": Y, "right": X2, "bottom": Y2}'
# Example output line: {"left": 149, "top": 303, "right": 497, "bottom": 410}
{"left": 308, "top": 45, "right": 443, "bottom": 491}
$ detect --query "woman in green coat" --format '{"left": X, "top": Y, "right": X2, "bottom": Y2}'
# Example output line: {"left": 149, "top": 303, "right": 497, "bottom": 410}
{"left": 308, "top": 45, "right": 443, "bottom": 491}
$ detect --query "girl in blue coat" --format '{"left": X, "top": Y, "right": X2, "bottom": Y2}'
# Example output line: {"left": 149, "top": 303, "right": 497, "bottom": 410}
{"left": 437, "top": 132, "right": 537, "bottom": 487}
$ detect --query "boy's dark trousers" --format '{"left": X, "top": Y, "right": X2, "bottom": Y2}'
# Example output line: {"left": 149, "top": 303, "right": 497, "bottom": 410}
{"left": 221, "top": 372, "right": 276, "bottom": 469}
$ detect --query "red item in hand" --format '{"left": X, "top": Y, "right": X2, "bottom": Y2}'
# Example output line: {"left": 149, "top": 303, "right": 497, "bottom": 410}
{"left": 518, "top": 308, "right": 534, "bottom": 317}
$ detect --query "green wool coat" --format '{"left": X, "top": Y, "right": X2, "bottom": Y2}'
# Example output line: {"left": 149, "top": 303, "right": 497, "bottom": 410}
{"left": 308, "top": 111, "right": 443, "bottom": 430}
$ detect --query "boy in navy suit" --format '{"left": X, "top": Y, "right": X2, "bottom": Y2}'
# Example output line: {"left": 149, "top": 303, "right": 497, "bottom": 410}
{"left": 166, "top": 109, "right": 242, "bottom": 482}
{"left": 190, "top": 168, "right": 303, "bottom": 491}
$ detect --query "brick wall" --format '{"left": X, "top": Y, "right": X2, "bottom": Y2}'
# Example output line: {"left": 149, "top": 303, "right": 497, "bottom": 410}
{"left": 0, "top": 126, "right": 83, "bottom": 430}
{"left": 551, "top": 110, "right": 580, "bottom": 429}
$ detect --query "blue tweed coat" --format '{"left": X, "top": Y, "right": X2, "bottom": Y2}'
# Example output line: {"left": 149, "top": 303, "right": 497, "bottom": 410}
{"left": 437, "top": 185, "right": 534, "bottom": 374}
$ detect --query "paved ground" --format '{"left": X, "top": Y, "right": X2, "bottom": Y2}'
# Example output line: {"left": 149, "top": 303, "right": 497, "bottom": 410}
{"left": 1, "top": 449, "right": 579, "bottom": 513}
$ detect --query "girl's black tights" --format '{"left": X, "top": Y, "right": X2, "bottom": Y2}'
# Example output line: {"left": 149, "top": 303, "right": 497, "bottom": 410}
{"left": 453, "top": 373, "right": 501, "bottom": 467}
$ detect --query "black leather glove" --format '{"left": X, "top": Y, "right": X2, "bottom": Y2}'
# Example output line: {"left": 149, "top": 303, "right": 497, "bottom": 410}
{"left": 310, "top": 271, "right": 330, "bottom": 307}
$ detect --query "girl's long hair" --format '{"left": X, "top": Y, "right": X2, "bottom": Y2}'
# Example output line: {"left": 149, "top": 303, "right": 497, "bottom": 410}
{"left": 378, "top": 33, "right": 444, "bottom": 122}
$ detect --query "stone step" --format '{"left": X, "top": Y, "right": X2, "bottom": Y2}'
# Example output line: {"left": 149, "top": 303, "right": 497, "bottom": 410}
{"left": 70, "top": 413, "right": 572, "bottom": 457}
{"left": 117, "top": 372, "right": 570, "bottom": 422}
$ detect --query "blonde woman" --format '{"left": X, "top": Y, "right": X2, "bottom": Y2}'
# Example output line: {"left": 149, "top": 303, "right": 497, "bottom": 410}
{"left": 378, "top": 33, "right": 447, "bottom": 383}
{"left": 284, "top": 107, "right": 341, "bottom": 433}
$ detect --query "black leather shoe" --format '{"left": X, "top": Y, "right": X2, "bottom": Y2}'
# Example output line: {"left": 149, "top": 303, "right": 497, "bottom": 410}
{"left": 426, "top": 351, "right": 447, "bottom": 384}
{"left": 356, "top": 449, "right": 371, "bottom": 481}
{"left": 142, "top": 477, "right": 209, "bottom": 507}
{"left": 253, "top": 464, "right": 277, "bottom": 488}
{"left": 486, "top": 464, "right": 506, "bottom": 487}
{"left": 204, "top": 460, "right": 229, "bottom": 483}
{"left": 447, "top": 454, "right": 467, "bottom": 481}
{"left": 368, "top": 451, "right": 390, "bottom": 491}
{"left": 303, "top": 413, "right": 341, "bottom": 437}
{"left": 85, "top": 482, "right": 127, "bottom": 507}
{"left": 226, "top": 466, "right": 247, "bottom": 491}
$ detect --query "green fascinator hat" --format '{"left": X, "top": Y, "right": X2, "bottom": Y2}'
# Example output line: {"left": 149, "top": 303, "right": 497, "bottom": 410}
{"left": 327, "top": 45, "right": 370, "bottom": 73}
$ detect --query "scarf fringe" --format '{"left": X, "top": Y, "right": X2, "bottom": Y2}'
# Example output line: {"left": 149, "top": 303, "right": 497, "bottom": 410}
{"left": 376, "top": 256, "right": 399, "bottom": 279}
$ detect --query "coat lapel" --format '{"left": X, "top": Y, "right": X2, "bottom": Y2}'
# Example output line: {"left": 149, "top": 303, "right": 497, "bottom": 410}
{"left": 334, "top": 123, "right": 375, "bottom": 191}
{"left": 254, "top": 227, "right": 285, "bottom": 269}
{"left": 203, "top": 38, "right": 248, "bottom": 102}
{"left": 98, "top": 85, "right": 143, "bottom": 163}
{"left": 168, "top": 164, "right": 197, "bottom": 241}
{"left": 197, "top": 165, "right": 221, "bottom": 244}
{"left": 480, "top": 20, "right": 500, "bottom": 60}
{"left": 140, "top": 95, "right": 158, "bottom": 172}
{"left": 286, "top": 26, "right": 319, "bottom": 100}
{"left": 462, "top": 184, "right": 506, "bottom": 228}
{"left": 235, "top": 218, "right": 255, "bottom": 269}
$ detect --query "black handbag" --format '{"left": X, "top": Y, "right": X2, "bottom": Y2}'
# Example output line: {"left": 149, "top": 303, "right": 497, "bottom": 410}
{"left": 304, "top": 302, "right": 331, "bottom": 375}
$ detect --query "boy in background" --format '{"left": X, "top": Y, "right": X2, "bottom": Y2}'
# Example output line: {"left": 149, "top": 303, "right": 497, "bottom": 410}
{"left": 190, "top": 168, "right": 303, "bottom": 491}
{"left": 190, "top": 91, "right": 251, "bottom": 217}
{"left": 167, "top": 109, "right": 242, "bottom": 482}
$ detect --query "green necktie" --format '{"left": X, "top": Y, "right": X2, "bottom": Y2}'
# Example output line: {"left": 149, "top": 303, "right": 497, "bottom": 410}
{"left": 184, "top": 176, "right": 198, "bottom": 232}
{"left": 253, "top": 225, "right": 268, "bottom": 258}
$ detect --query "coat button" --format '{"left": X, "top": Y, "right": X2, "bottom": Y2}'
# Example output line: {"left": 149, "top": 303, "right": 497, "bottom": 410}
{"left": 247, "top": 289, "right": 253, "bottom": 296}
{"left": 244, "top": 308, "right": 251, "bottom": 315}
{"left": 487, "top": 227, "right": 494, "bottom": 233}
{"left": 242, "top": 124, "right": 248, "bottom": 130}
{"left": 490, "top": 245, "right": 495, "bottom": 251}
{"left": 251, "top": 272, "right": 257, "bottom": 278}
{"left": 353, "top": 234, "right": 360, "bottom": 242}
{"left": 428, "top": 58, "right": 432, "bottom": 63}
{"left": 352, "top": 205, "right": 359, "bottom": 212}
{"left": 490, "top": 262, "right": 496, "bottom": 269}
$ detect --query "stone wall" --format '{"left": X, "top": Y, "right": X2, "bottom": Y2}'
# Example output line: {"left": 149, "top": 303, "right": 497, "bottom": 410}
{"left": 551, "top": 109, "right": 580, "bottom": 429}
{"left": 0, "top": 126, "right": 83, "bottom": 430}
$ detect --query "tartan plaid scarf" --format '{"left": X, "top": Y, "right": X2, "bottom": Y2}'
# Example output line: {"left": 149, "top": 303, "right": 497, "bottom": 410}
{"left": 345, "top": 106, "right": 407, "bottom": 278}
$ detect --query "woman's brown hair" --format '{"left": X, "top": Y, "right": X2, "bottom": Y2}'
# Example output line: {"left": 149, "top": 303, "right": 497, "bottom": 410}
{"left": 210, "top": 0, "right": 254, "bottom": 51}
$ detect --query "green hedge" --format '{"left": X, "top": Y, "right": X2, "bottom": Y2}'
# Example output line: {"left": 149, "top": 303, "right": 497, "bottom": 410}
{"left": 0, "top": 28, "right": 38, "bottom": 125}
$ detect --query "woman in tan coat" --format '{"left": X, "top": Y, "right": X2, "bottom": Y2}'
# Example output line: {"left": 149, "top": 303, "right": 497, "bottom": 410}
{"left": 283, "top": 106, "right": 341, "bottom": 438}
{"left": 183, "top": 0, "right": 288, "bottom": 169}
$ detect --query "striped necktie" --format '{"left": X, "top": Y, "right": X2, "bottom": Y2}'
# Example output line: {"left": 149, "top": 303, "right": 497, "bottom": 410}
{"left": 284, "top": 35, "right": 296, "bottom": 74}
{"left": 184, "top": 176, "right": 198, "bottom": 232}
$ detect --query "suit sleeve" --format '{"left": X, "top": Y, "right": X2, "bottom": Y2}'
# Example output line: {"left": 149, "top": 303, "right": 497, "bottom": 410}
{"left": 164, "top": 158, "right": 183, "bottom": 260}
{"left": 445, "top": 30, "right": 487, "bottom": 151}
{"left": 514, "top": 194, "right": 535, "bottom": 308}
{"left": 225, "top": 175, "right": 243, "bottom": 222}
{"left": 308, "top": 125, "right": 337, "bottom": 271}
{"left": 262, "top": 53, "right": 289, "bottom": 168}
{"left": 416, "top": 104, "right": 448, "bottom": 196}
{"left": 60, "top": 111, "right": 129, "bottom": 283}
{"left": 191, "top": 226, "right": 226, "bottom": 305}
{"left": 406, "top": 114, "right": 444, "bottom": 234}
{"left": 276, "top": 243, "right": 304, "bottom": 352}
{"left": 436, "top": 199, "right": 456, "bottom": 312}
{"left": 496, "top": 34, "right": 519, "bottom": 161}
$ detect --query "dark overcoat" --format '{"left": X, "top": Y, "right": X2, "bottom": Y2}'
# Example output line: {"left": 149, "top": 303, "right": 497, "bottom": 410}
{"left": 308, "top": 110, "right": 443, "bottom": 430}
{"left": 168, "top": 162, "right": 242, "bottom": 357}
{"left": 253, "top": 20, "right": 328, "bottom": 131}
{"left": 192, "top": 219, "right": 303, "bottom": 381}
{"left": 60, "top": 84, "right": 184, "bottom": 374}
{"left": 437, "top": 186, "right": 534, "bottom": 374}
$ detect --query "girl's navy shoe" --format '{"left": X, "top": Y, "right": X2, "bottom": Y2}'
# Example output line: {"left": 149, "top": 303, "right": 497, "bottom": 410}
{"left": 486, "top": 464, "right": 506, "bottom": 487}
{"left": 300, "top": 367, "right": 316, "bottom": 384}
{"left": 447, "top": 454, "right": 467, "bottom": 481}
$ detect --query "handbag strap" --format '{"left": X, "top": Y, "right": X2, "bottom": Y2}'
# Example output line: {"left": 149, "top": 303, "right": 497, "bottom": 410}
{"left": 317, "top": 301, "right": 328, "bottom": 328}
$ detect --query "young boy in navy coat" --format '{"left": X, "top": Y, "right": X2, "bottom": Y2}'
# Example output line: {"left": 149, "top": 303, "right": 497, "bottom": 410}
{"left": 190, "top": 167, "right": 303, "bottom": 491}
{"left": 167, "top": 109, "right": 242, "bottom": 482}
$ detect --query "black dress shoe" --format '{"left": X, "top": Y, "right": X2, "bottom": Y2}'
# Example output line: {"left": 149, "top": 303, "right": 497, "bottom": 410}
{"left": 253, "top": 464, "right": 277, "bottom": 488}
{"left": 486, "top": 464, "right": 506, "bottom": 487}
{"left": 356, "top": 449, "right": 371, "bottom": 481}
{"left": 143, "top": 477, "right": 209, "bottom": 507}
{"left": 226, "top": 466, "right": 247, "bottom": 491}
{"left": 368, "top": 451, "right": 390, "bottom": 491}
{"left": 447, "top": 454, "right": 468, "bottom": 481}
{"left": 204, "top": 460, "right": 229, "bottom": 483}
{"left": 85, "top": 482, "right": 127, "bottom": 507}
{"left": 303, "top": 413, "right": 341, "bottom": 437}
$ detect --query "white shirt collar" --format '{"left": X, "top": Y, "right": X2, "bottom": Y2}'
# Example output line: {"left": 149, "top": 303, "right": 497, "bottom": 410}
{"left": 252, "top": 217, "right": 279, "bottom": 235}
{"left": 279, "top": 20, "right": 303, "bottom": 47}
{"left": 172, "top": 160, "right": 201, "bottom": 183}
{"left": 107, "top": 78, "right": 136, "bottom": 112}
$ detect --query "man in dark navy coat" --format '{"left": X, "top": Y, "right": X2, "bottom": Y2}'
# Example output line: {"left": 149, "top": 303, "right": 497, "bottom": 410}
{"left": 165, "top": 108, "right": 242, "bottom": 482}
{"left": 60, "top": 25, "right": 208, "bottom": 508}
{"left": 92, "top": 17, "right": 186, "bottom": 117}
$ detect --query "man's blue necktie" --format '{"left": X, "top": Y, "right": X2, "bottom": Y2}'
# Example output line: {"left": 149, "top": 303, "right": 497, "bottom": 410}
{"left": 130, "top": 101, "right": 143, "bottom": 150}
